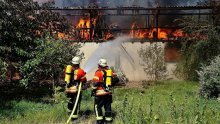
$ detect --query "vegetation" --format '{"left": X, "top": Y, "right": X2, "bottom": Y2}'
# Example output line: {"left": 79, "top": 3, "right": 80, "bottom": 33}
{"left": 114, "top": 81, "right": 219, "bottom": 124}
{"left": 175, "top": 16, "right": 220, "bottom": 80}
{"left": 19, "top": 38, "right": 81, "bottom": 86}
{"left": 0, "top": 0, "right": 80, "bottom": 86}
{"left": 0, "top": 59, "right": 7, "bottom": 81}
{"left": 1, "top": 1, "right": 219, "bottom": 124}
{"left": 138, "top": 43, "right": 167, "bottom": 81}
{"left": 0, "top": 81, "right": 219, "bottom": 124}
{"left": 197, "top": 55, "right": 220, "bottom": 98}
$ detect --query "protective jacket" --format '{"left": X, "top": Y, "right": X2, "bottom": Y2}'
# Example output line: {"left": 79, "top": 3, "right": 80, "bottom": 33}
{"left": 65, "top": 66, "right": 87, "bottom": 119}
{"left": 92, "top": 67, "right": 114, "bottom": 96}
{"left": 66, "top": 67, "right": 87, "bottom": 93}
{"left": 92, "top": 66, "right": 115, "bottom": 122}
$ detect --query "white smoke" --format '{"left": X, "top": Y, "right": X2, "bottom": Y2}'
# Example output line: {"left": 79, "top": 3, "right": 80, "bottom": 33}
{"left": 83, "top": 35, "right": 132, "bottom": 73}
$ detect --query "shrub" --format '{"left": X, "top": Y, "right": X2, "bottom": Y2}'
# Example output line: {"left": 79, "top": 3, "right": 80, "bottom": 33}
{"left": 175, "top": 16, "right": 220, "bottom": 81}
{"left": 138, "top": 43, "right": 167, "bottom": 81}
{"left": 197, "top": 55, "right": 220, "bottom": 98}
{"left": 20, "top": 38, "right": 81, "bottom": 87}
{"left": 0, "top": 59, "right": 7, "bottom": 81}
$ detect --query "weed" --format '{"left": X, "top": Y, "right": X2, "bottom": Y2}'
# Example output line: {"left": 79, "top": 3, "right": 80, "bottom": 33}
{"left": 1, "top": 81, "right": 219, "bottom": 124}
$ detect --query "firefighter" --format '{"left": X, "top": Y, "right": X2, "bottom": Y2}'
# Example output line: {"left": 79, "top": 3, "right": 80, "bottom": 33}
{"left": 65, "top": 56, "right": 87, "bottom": 120}
{"left": 92, "top": 58, "right": 118, "bottom": 124}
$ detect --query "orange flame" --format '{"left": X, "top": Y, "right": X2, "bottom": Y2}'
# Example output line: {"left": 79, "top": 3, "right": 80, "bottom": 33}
{"left": 104, "top": 31, "right": 113, "bottom": 40}
{"left": 173, "top": 29, "right": 183, "bottom": 37}
{"left": 149, "top": 28, "right": 169, "bottom": 40}
{"left": 57, "top": 19, "right": 185, "bottom": 41}
{"left": 58, "top": 32, "right": 65, "bottom": 39}
{"left": 77, "top": 18, "right": 91, "bottom": 40}
{"left": 130, "top": 23, "right": 170, "bottom": 39}
{"left": 130, "top": 23, "right": 147, "bottom": 39}
{"left": 77, "top": 18, "right": 90, "bottom": 28}
{"left": 130, "top": 22, "right": 185, "bottom": 40}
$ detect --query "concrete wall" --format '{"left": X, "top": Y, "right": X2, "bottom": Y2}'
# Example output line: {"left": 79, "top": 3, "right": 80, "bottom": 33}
{"left": 80, "top": 37, "right": 177, "bottom": 81}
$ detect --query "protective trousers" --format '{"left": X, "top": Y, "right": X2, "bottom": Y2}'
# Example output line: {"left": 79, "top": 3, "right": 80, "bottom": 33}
{"left": 67, "top": 92, "right": 82, "bottom": 119}
{"left": 95, "top": 94, "right": 113, "bottom": 123}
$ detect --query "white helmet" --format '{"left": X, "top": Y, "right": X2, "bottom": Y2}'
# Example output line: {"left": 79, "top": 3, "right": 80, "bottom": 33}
{"left": 72, "top": 56, "right": 80, "bottom": 65}
{"left": 98, "top": 58, "right": 107, "bottom": 67}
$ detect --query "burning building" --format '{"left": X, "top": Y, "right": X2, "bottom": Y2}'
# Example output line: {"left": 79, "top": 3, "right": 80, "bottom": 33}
{"left": 37, "top": 0, "right": 220, "bottom": 42}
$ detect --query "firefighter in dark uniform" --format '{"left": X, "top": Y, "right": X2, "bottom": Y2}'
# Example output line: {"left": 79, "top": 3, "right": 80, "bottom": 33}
{"left": 92, "top": 58, "right": 118, "bottom": 124}
{"left": 65, "top": 56, "right": 87, "bottom": 120}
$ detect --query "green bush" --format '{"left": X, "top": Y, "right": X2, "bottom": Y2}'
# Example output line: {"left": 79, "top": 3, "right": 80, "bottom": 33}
{"left": 138, "top": 43, "right": 167, "bottom": 81}
{"left": 0, "top": 59, "right": 7, "bottom": 81}
{"left": 197, "top": 55, "right": 220, "bottom": 98}
{"left": 175, "top": 16, "right": 220, "bottom": 81}
{"left": 20, "top": 38, "right": 82, "bottom": 86}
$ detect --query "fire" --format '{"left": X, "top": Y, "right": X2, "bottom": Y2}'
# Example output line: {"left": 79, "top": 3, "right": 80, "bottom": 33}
{"left": 173, "top": 29, "right": 183, "bottom": 37}
{"left": 77, "top": 18, "right": 91, "bottom": 40}
{"left": 130, "top": 23, "right": 169, "bottom": 40}
{"left": 57, "top": 18, "right": 92, "bottom": 40}
{"left": 57, "top": 32, "right": 76, "bottom": 40}
{"left": 130, "top": 23, "right": 147, "bottom": 39}
{"left": 58, "top": 32, "right": 65, "bottom": 39}
{"left": 148, "top": 28, "right": 169, "bottom": 40}
{"left": 56, "top": 18, "right": 185, "bottom": 41}
{"left": 77, "top": 18, "right": 90, "bottom": 28}
{"left": 104, "top": 31, "right": 114, "bottom": 40}
{"left": 75, "top": 17, "right": 113, "bottom": 41}
{"left": 159, "top": 31, "right": 168, "bottom": 39}
{"left": 130, "top": 22, "right": 184, "bottom": 40}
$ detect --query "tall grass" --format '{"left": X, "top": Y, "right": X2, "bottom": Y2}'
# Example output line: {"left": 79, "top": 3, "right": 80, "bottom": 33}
{"left": 0, "top": 90, "right": 95, "bottom": 124}
{"left": 0, "top": 81, "right": 219, "bottom": 124}
{"left": 113, "top": 81, "right": 220, "bottom": 124}
{"left": 0, "top": 100, "right": 67, "bottom": 124}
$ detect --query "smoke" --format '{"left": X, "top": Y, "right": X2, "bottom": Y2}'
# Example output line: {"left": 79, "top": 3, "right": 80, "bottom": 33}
{"left": 35, "top": 0, "right": 204, "bottom": 8}
{"left": 51, "top": 0, "right": 203, "bottom": 8}
{"left": 49, "top": 0, "right": 204, "bottom": 29}
{"left": 83, "top": 35, "right": 132, "bottom": 73}
{"left": 52, "top": 0, "right": 89, "bottom": 7}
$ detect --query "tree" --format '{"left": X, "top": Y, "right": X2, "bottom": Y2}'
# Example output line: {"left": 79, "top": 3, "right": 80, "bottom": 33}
{"left": 138, "top": 43, "right": 167, "bottom": 81}
{"left": 175, "top": 16, "right": 220, "bottom": 80}
{"left": 0, "top": 0, "right": 80, "bottom": 86}
{"left": 20, "top": 37, "right": 82, "bottom": 87}
{"left": 0, "top": 0, "right": 68, "bottom": 62}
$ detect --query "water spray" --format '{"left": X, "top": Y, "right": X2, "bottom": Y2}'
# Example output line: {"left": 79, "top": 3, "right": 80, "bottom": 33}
{"left": 83, "top": 36, "right": 134, "bottom": 73}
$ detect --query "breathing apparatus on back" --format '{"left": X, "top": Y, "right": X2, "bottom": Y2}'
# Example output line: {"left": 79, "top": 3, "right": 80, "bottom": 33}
{"left": 64, "top": 56, "right": 81, "bottom": 93}
{"left": 65, "top": 56, "right": 81, "bottom": 83}
{"left": 64, "top": 65, "right": 72, "bottom": 84}
{"left": 102, "top": 69, "right": 113, "bottom": 92}
{"left": 65, "top": 65, "right": 80, "bottom": 83}
{"left": 97, "top": 58, "right": 113, "bottom": 91}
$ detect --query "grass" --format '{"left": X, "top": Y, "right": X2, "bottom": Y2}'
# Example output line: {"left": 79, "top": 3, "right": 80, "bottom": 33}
{"left": 113, "top": 81, "right": 220, "bottom": 124}
{"left": 0, "top": 100, "right": 67, "bottom": 124}
{"left": 0, "top": 80, "right": 219, "bottom": 124}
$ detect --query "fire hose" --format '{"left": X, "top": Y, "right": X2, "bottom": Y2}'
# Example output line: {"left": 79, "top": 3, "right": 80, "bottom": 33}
{"left": 65, "top": 82, "right": 82, "bottom": 124}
